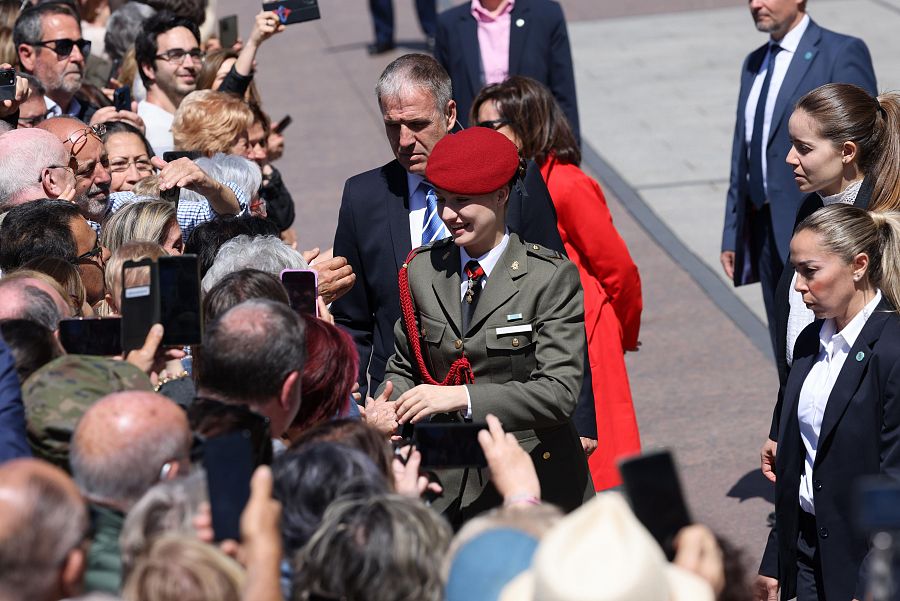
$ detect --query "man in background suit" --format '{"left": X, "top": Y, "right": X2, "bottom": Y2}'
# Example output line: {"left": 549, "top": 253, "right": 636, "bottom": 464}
{"left": 434, "top": 0, "right": 579, "bottom": 141}
{"left": 720, "top": 0, "right": 875, "bottom": 345}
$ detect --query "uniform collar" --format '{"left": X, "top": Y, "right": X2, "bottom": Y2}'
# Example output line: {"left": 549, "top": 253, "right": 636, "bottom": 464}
{"left": 460, "top": 229, "right": 510, "bottom": 278}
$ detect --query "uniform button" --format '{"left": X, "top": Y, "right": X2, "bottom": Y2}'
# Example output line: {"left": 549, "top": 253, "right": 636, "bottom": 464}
{"left": 819, "top": 527, "right": 829, "bottom": 539}
{"left": 542, "top": 451, "right": 551, "bottom": 460}
{"left": 511, "top": 337, "right": 520, "bottom": 348}
{"left": 813, "top": 480, "right": 822, "bottom": 491}
{"left": 454, "top": 339, "right": 463, "bottom": 349}
{"left": 532, "top": 244, "right": 540, "bottom": 250}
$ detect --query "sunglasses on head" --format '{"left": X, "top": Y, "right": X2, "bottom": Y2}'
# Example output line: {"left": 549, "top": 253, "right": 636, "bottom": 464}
{"left": 29, "top": 37, "right": 91, "bottom": 58}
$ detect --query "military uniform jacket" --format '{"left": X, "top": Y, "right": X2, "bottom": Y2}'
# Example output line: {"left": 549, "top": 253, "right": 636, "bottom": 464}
{"left": 381, "top": 233, "right": 593, "bottom": 519}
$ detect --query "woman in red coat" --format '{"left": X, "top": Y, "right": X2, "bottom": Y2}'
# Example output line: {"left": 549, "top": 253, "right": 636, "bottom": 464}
{"left": 472, "top": 76, "right": 643, "bottom": 489}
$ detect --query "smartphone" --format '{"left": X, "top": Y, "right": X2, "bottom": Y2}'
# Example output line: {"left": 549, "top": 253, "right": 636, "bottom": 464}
{"left": 162, "top": 150, "right": 202, "bottom": 163}
{"left": 262, "top": 0, "right": 320, "bottom": 25}
{"left": 273, "top": 115, "right": 292, "bottom": 134}
{"left": 618, "top": 450, "right": 692, "bottom": 560}
{"left": 158, "top": 255, "right": 203, "bottom": 346}
{"left": 414, "top": 423, "right": 488, "bottom": 469}
{"left": 58, "top": 317, "right": 123, "bottom": 356}
{"left": 120, "top": 258, "right": 157, "bottom": 352}
{"left": 107, "top": 57, "right": 122, "bottom": 87}
{"left": 218, "top": 14, "right": 239, "bottom": 49}
{"left": 854, "top": 477, "right": 900, "bottom": 534}
{"left": 113, "top": 85, "right": 131, "bottom": 112}
{"left": 280, "top": 269, "right": 318, "bottom": 315}
{"left": 203, "top": 430, "right": 256, "bottom": 541}
{"left": 0, "top": 68, "right": 16, "bottom": 102}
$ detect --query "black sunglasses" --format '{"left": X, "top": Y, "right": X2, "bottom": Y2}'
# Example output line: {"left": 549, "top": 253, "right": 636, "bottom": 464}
{"left": 476, "top": 119, "right": 512, "bottom": 131}
{"left": 71, "top": 241, "right": 103, "bottom": 264}
{"left": 29, "top": 37, "right": 91, "bottom": 58}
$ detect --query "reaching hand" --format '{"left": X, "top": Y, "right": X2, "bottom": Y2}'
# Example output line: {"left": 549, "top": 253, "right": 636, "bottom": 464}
{"left": 0, "top": 65, "right": 30, "bottom": 118}
{"left": 395, "top": 384, "right": 468, "bottom": 424}
{"left": 364, "top": 381, "right": 398, "bottom": 436}
{"left": 250, "top": 11, "right": 286, "bottom": 47}
{"left": 478, "top": 414, "right": 540, "bottom": 503}
{"left": 89, "top": 105, "right": 145, "bottom": 134}
{"left": 309, "top": 256, "right": 355, "bottom": 304}
{"left": 392, "top": 445, "right": 442, "bottom": 499}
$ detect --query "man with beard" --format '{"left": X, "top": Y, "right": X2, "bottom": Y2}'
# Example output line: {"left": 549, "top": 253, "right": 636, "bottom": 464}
{"left": 38, "top": 117, "right": 111, "bottom": 229}
{"left": 134, "top": 12, "right": 203, "bottom": 154}
{"left": 13, "top": 3, "right": 97, "bottom": 122}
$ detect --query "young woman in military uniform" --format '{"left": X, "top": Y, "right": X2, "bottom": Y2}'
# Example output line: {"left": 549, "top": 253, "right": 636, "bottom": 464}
{"left": 376, "top": 127, "right": 593, "bottom": 521}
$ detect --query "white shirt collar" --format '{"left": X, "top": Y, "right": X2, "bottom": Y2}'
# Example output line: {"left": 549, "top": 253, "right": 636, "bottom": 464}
{"left": 817, "top": 178, "right": 863, "bottom": 206}
{"left": 460, "top": 229, "right": 510, "bottom": 278}
{"left": 819, "top": 289, "right": 882, "bottom": 355}
{"left": 774, "top": 13, "right": 810, "bottom": 53}
{"left": 44, "top": 94, "right": 82, "bottom": 118}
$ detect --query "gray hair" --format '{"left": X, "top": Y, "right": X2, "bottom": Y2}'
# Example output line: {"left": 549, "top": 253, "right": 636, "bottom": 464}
{"left": 0, "top": 282, "right": 63, "bottom": 330}
{"left": 375, "top": 53, "right": 452, "bottom": 115}
{"left": 0, "top": 129, "right": 70, "bottom": 208}
{"left": 201, "top": 235, "right": 308, "bottom": 292}
{"left": 104, "top": 2, "right": 157, "bottom": 61}
{"left": 119, "top": 470, "right": 207, "bottom": 578}
{"left": 13, "top": 2, "right": 80, "bottom": 50}
{"left": 195, "top": 153, "right": 261, "bottom": 205}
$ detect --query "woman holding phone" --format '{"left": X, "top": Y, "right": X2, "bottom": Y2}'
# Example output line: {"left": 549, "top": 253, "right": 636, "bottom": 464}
{"left": 757, "top": 204, "right": 900, "bottom": 601}
{"left": 375, "top": 127, "right": 592, "bottom": 524}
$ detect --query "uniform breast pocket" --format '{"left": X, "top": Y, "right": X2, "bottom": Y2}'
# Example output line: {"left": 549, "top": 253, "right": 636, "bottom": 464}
{"left": 486, "top": 321, "right": 536, "bottom": 382}
{"left": 419, "top": 313, "right": 449, "bottom": 376}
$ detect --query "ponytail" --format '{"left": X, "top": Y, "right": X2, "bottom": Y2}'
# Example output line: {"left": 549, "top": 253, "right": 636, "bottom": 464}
{"left": 868, "top": 94, "right": 900, "bottom": 211}
{"left": 868, "top": 211, "right": 900, "bottom": 308}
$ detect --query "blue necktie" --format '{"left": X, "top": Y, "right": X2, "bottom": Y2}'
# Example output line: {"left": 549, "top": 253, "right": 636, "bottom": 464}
{"left": 421, "top": 186, "right": 448, "bottom": 245}
{"left": 748, "top": 43, "right": 782, "bottom": 208}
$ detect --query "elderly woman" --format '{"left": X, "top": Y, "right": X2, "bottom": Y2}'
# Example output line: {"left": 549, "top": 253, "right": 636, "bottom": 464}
{"left": 101, "top": 122, "right": 155, "bottom": 193}
{"left": 171, "top": 90, "right": 254, "bottom": 157}
{"left": 201, "top": 234, "right": 308, "bottom": 293}
{"left": 375, "top": 127, "right": 591, "bottom": 524}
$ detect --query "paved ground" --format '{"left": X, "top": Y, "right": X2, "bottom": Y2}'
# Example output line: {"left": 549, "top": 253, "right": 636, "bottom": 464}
{"left": 214, "top": 0, "right": 900, "bottom": 570}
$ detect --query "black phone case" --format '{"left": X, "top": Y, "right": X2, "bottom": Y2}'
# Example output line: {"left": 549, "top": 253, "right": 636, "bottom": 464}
{"left": 262, "top": 0, "right": 320, "bottom": 24}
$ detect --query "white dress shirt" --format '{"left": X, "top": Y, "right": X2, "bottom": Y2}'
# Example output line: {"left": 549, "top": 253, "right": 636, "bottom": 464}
{"left": 797, "top": 289, "right": 881, "bottom": 514}
{"left": 407, "top": 172, "right": 427, "bottom": 248}
{"left": 744, "top": 14, "right": 810, "bottom": 199}
{"left": 458, "top": 230, "right": 510, "bottom": 418}
{"left": 138, "top": 100, "right": 175, "bottom": 155}
{"left": 786, "top": 179, "right": 863, "bottom": 365}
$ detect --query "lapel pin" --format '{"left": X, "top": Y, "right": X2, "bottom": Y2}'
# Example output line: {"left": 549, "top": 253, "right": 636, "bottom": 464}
{"left": 856, "top": 351, "right": 865, "bottom": 362}
{"left": 511, "top": 260, "right": 519, "bottom": 271}
{"left": 516, "top": 18, "right": 525, "bottom": 27}
{"left": 506, "top": 313, "right": 523, "bottom": 322}
{"left": 804, "top": 51, "right": 813, "bottom": 60}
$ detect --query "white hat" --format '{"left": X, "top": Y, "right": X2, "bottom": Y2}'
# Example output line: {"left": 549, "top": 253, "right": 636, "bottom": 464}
{"left": 499, "top": 492, "right": 715, "bottom": 601}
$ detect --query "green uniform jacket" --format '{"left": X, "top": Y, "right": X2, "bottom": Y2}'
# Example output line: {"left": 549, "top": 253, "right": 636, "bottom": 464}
{"left": 381, "top": 233, "right": 593, "bottom": 521}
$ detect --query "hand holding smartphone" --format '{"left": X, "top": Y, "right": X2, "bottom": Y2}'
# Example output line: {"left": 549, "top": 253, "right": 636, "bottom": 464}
{"left": 262, "top": 0, "right": 321, "bottom": 24}
{"left": 280, "top": 269, "right": 318, "bottom": 316}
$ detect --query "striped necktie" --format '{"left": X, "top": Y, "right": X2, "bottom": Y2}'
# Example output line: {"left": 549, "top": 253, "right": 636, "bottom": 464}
{"left": 421, "top": 185, "right": 449, "bottom": 246}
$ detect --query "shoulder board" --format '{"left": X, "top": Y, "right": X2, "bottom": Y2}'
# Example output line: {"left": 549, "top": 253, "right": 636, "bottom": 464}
{"left": 524, "top": 242, "right": 564, "bottom": 261}
{"left": 403, "top": 238, "right": 452, "bottom": 268}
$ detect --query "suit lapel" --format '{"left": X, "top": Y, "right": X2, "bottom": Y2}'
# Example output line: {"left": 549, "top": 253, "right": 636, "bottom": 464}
{"left": 458, "top": 13, "right": 484, "bottom": 101}
{"left": 768, "top": 21, "right": 821, "bottom": 146}
{"left": 467, "top": 236, "right": 526, "bottom": 335}
{"left": 817, "top": 304, "right": 889, "bottom": 449}
{"left": 431, "top": 242, "right": 463, "bottom": 336}
{"left": 508, "top": 0, "right": 530, "bottom": 76}
{"left": 781, "top": 336, "right": 818, "bottom": 440}
{"left": 385, "top": 161, "right": 412, "bottom": 271}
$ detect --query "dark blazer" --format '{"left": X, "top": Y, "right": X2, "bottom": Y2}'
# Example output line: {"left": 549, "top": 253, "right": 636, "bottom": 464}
{"left": 760, "top": 300, "right": 900, "bottom": 601}
{"left": 331, "top": 158, "right": 565, "bottom": 399}
{"left": 0, "top": 336, "right": 30, "bottom": 463}
{"left": 772, "top": 177, "right": 874, "bottom": 394}
{"left": 721, "top": 19, "right": 876, "bottom": 285}
{"left": 434, "top": 0, "right": 580, "bottom": 141}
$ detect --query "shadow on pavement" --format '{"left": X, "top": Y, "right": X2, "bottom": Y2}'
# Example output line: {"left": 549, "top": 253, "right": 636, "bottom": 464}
{"left": 727, "top": 469, "right": 776, "bottom": 505}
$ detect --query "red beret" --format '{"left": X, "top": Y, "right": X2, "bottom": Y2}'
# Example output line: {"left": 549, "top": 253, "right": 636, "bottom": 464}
{"left": 426, "top": 127, "right": 520, "bottom": 195}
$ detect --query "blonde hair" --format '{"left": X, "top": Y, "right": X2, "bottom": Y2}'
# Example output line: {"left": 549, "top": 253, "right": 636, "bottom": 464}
{"left": 19, "top": 257, "right": 87, "bottom": 317}
{"left": 797, "top": 204, "right": 900, "bottom": 308}
{"left": 101, "top": 201, "right": 178, "bottom": 253}
{"left": 171, "top": 90, "right": 253, "bottom": 156}
{"left": 132, "top": 175, "right": 161, "bottom": 198}
{"left": 122, "top": 534, "right": 245, "bottom": 601}
{"left": 103, "top": 241, "right": 167, "bottom": 315}
{"left": 0, "top": 1, "right": 17, "bottom": 65}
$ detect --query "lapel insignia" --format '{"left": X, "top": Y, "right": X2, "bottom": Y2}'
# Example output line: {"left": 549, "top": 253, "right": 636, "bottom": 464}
{"left": 516, "top": 18, "right": 525, "bottom": 27}
{"left": 511, "top": 260, "right": 519, "bottom": 271}
{"left": 804, "top": 51, "right": 813, "bottom": 60}
{"left": 856, "top": 351, "right": 865, "bottom": 362}
{"left": 506, "top": 313, "right": 523, "bottom": 322}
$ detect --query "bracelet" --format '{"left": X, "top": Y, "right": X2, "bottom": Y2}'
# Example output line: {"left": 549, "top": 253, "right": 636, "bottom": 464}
{"left": 154, "top": 370, "right": 189, "bottom": 392}
{"left": 504, "top": 494, "right": 541, "bottom": 507}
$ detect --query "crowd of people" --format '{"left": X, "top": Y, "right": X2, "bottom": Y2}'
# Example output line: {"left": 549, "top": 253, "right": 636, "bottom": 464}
{"left": 0, "top": 0, "right": 897, "bottom": 600}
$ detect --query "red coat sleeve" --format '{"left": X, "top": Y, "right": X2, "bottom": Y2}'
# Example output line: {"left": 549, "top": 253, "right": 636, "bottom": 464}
{"left": 545, "top": 163, "right": 643, "bottom": 350}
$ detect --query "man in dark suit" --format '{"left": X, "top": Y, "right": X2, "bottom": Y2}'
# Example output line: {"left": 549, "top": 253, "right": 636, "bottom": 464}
{"left": 331, "top": 54, "right": 600, "bottom": 444}
{"left": 434, "top": 0, "right": 579, "bottom": 141}
{"left": 720, "top": 0, "right": 875, "bottom": 345}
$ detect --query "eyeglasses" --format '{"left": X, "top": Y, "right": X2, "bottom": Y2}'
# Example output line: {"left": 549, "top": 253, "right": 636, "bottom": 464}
{"left": 29, "top": 38, "right": 91, "bottom": 59}
{"left": 72, "top": 235, "right": 104, "bottom": 265}
{"left": 476, "top": 119, "right": 512, "bottom": 131}
{"left": 155, "top": 48, "right": 205, "bottom": 64}
{"left": 108, "top": 157, "right": 154, "bottom": 174}
{"left": 64, "top": 123, "right": 105, "bottom": 156}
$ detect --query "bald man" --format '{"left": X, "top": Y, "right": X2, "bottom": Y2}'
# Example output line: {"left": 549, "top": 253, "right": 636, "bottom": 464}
{"left": 38, "top": 117, "right": 111, "bottom": 224}
{"left": 70, "top": 391, "right": 191, "bottom": 593}
{"left": 0, "top": 458, "right": 89, "bottom": 601}
{"left": 0, "top": 275, "right": 72, "bottom": 328}
{"left": 0, "top": 128, "right": 75, "bottom": 211}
